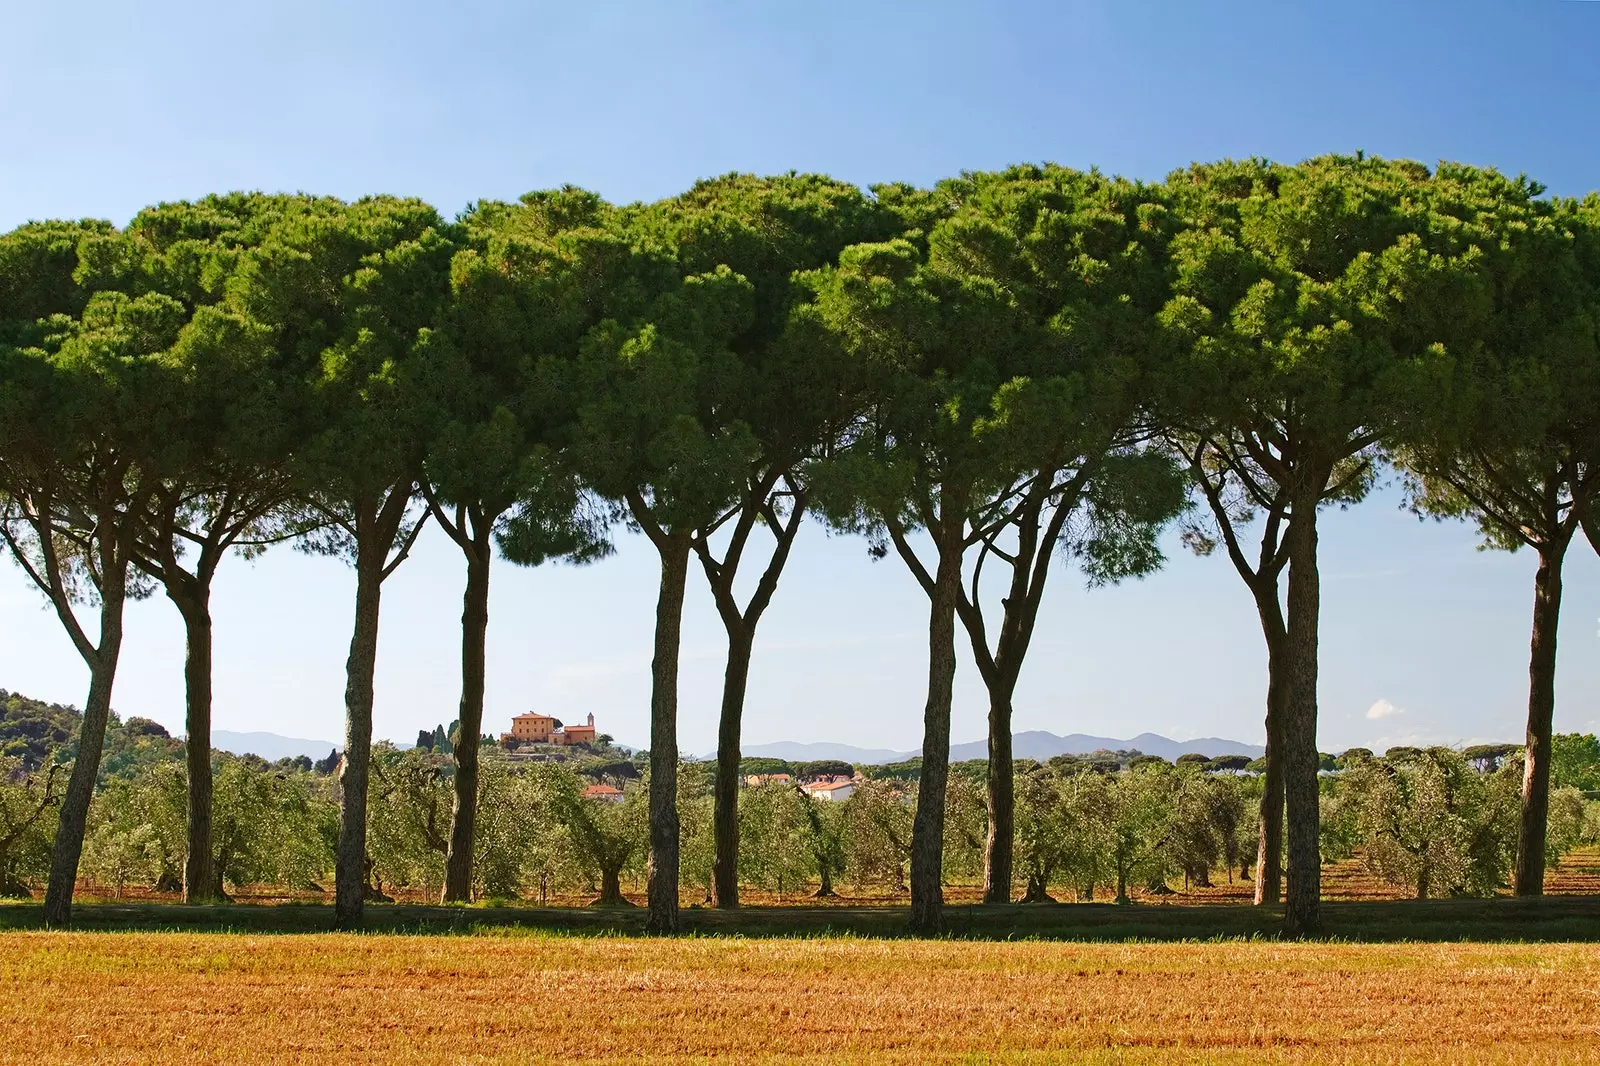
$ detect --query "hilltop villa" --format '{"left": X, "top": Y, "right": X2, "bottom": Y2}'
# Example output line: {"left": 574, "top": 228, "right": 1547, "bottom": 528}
{"left": 505, "top": 711, "right": 599, "bottom": 747}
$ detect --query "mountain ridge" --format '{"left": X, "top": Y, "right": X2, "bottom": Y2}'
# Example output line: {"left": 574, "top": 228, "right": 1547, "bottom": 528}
{"left": 732, "top": 730, "right": 1264, "bottom": 765}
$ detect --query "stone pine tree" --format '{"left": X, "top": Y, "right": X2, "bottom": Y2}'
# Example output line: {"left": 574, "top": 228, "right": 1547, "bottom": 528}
{"left": 1158, "top": 155, "right": 1478, "bottom": 934}
{"left": 932, "top": 168, "right": 1185, "bottom": 905}
{"left": 634, "top": 173, "right": 889, "bottom": 910}
{"left": 568, "top": 203, "right": 757, "bottom": 933}
{"left": 88, "top": 194, "right": 327, "bottom": 903}
{"left": 0, "top": 221, "right": 175, "bottom": 922}
{"left": 1399, "top": 178, "right": 1600, "bottom": 895}
{"left": 804, "top": 220, "right": 1007, "bottom": 933}
{"left": 237, "top": 197, "right": 454, "bottom": 927}
{"left": 1168, "top": 432, "right": 1365, "bottom": 903}
{"left": 418, "top": 188, "right": 615, "bottom": 903}
{"left": 806, "top": 168, "right": 1183, "bottom": 927}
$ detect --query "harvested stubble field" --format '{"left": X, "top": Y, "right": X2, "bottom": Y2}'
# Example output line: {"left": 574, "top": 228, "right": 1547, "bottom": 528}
{"left": 3, "top": 930, "right": 1600, "bottom": 1065}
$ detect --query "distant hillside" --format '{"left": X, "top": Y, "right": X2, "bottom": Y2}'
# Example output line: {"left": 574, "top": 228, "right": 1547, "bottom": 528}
{"left": 735, "top": 740, "right": 914, "bottom": 765}
{"left": 949, "top": 731, "right": 1265, "bottom": 763}
{"left": 0, "top": 688, "right": 183, "bottom": 777}
{"left": 211, "top": 730, "right": 341, "bottom": 762}
{"left": 739, "top": 730, "right": 1264, "bottom": 766}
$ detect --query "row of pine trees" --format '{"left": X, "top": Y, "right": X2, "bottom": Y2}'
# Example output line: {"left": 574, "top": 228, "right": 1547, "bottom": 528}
{"left": 2, "top": 156, "right": 1597, "bottom": 934}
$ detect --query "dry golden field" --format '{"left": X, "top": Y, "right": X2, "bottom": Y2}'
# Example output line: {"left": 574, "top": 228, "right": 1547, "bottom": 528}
{"left": 4, "top": 931, "right": 1599, "bottom": 1065}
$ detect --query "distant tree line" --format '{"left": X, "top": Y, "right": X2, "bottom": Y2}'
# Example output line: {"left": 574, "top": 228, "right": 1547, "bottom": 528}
{"left": 3, "top": 156, "right": 1598, "bottom": 934}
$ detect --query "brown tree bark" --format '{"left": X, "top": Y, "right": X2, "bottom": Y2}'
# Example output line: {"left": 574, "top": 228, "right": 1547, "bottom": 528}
{"left": 442, "top": 521, "right": 491, "bottom": 903}
{"left": 1281, "top": 486, "right": 1324, "bottom": 937}
{"left": 696, "top": 475, "right": 806, "bottom": 910}
{"left": 1514, "top": 541, "right": 1567, "bottom": 895}
{"left": 1020, "top": 870, "right": 1054, "bottom": 903}
{"left": 983, "top": 691, "right": 1015, "bottom": 904}
{"left": 334, "top": 538, "right": 384, "bottom": 929}
{"left": 597, "top": 866, "right": 627, "bottom": 906}
{"left": 1175, "top": 438, "right": 1292, "bottom": 909}
{"left": 899, "top": 499, "right": 964, "bottom": 936}
{"left": 953, "top": 471, "right": 1081, "bottom": 907}
{"left": 42, "top": 600, "right": 125, "bottom": 925}
{"left": 26, "top": 477, "right": 139, "bottom": 927}
{"left": 711, "top": 626, "right": 753, "bottom": 907}
{"left": 170, "top": 588, "right": 218, "bottom": 905}
{"left": 644, "top": 532, "right": 691, "bottom": 934}
{"left": 1253, "top": 601, "right": 1288, "bottom": 906}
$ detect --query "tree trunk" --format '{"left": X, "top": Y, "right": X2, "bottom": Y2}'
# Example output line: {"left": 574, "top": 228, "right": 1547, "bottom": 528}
{"left": 335, "top": 542, "right": 384, "bottom": 929}
{"left": 42, "top": 593, "right": 126, "bottom": 924}
{"left": 1514, "top": 542, "right": 1566, "bottom": 896}
{"left": 645, "top": 535, "right": 690, "bottom": 934}
{"left": 712, "top": 626, "right": 753, "bottom": 908}
{"left": 908, "top": 514, "right": 962, "bottom": 935}
{"left": 1020, "top": 870, "right": 1054, "bottom": 903}
{"left": 597, "top": 866, "right": 627, "bottom": 906}
{"left": 443, "top": 537, "right": 491, "bottom": 903}
{"left": 983, "top": 689, "right": 1015, "bottom": 904}
{"left": 1254, "top": 611, "right": 1288, "bottom": 906}
{"left": 171, "top": 588, "right": 217, "bottom": 905}
{"left": 1281, "top": 492, "right": 1323, "bottom": 936}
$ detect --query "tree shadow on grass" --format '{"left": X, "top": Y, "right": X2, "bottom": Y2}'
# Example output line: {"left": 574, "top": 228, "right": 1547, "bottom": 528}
{"left": 2, "top": 895, "right": 1598, "bottom": 942}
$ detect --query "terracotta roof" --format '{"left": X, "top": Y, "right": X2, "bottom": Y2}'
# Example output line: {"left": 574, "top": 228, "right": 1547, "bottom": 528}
{"left": 804, "top": 781, "right": 854, "bottom": 792}
{"left": 583, "top": 783, "right": 623, "bottom": 797}
{"left": 514, "top": 712, "right": 556, "bottom": 721}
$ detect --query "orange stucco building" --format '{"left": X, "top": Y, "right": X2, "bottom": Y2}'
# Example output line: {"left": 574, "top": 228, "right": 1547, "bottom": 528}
{"left": 507, "top": 712, "right": 598, "bottom": 747}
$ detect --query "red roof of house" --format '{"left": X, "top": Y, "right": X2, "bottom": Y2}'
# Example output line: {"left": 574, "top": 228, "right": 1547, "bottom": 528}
{"left": 514, "top": 712, "right": 556, "bottom": 721}
{"left": 804, "top": 780, "right": 854, "bottom": 792}
{"left": 583, "top": 783, "right": 623, "bottom": 797}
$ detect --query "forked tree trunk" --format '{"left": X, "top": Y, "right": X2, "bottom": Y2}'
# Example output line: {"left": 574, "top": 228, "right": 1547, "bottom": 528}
{"left": 907, "top": 512, "right": 963, "bottom": 936}
{"left": 983, "top": 689, "right": 1015, "bottom": 904}
{"left": 1281, "top": 491, "right": 1323, "bottom": 937}
{"left": 43, "top": 591, "right": 127, "bottom": 924}
{"left": 1254, "top": 613, "right": 1288, "bottom": 906}
{"left": 171, "top": 588, "right": 217, "bottom": 905}
{"left": 335, "top": 540, "right": 384, "bottom": 929}
{"left": 1515, "top": 541, "right": 1566, "bottom": 895}
{"left": 712, "top": 627, "right": 753, "bottom": 908}
{"left": 1020, "top": 870, "right": 1054, "bottom": 903}
{"left": 645, "top": 535, "right": 690, "bottom": 934}
{"left": 958, "top": 474, "right": 1074, "bottom": 907}
{"left": 443, "top": 536, "right": 491, "bottom": 903}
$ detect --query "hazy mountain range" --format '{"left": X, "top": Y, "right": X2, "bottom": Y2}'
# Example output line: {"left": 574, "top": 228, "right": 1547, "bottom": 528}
{"left": 210, "top": 728, "right": 1263, "bottom": 766}
{"left": 212, "top": 729, "right": 341, "bottom": 762}
{"left": 732, "top": 731, "right": 1265, "bottom": 765}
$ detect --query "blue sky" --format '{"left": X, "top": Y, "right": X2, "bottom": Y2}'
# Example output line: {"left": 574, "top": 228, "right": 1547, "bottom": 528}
{"left": 3, "top": 0, "right": 1598, "bottom": 754}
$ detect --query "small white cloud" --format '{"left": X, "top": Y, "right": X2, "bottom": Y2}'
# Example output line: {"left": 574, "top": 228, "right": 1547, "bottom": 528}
{"left": 1366, "top": 699, "right": 1405, "bottom": 721}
